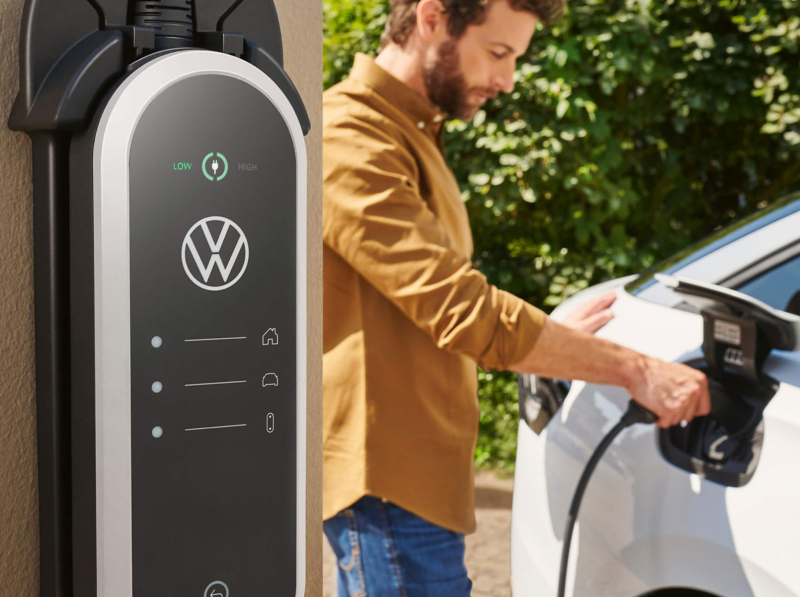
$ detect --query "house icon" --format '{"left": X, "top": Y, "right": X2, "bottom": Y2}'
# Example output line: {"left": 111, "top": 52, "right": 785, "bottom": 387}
{"left": 262, "top": 328, "right": 279, "bottom": 346}
{"left": 262, "top": 373, "right": 279, "bottom": 387}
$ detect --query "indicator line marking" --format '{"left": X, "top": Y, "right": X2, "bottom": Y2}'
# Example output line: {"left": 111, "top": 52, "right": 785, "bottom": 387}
{"left": 185, "top": 424, "right": 247, "bottom": 432}
{"left": 185, "top": 380, "right": 247, "bottom": 387}
{"left": 185, "top": 336, "right": 247, "bottom": 342}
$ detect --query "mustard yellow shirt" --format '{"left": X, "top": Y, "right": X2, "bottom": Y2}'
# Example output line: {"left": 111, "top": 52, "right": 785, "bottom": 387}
{"left": 323, "top": 54, "right": 546, "bottom": 534}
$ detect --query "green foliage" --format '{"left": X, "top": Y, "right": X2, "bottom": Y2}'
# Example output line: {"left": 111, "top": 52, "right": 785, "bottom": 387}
{"left": 324, "top": 0, "right": 800, "bottom": 469}
{"left": 474, "top": 370, "right": 521, "bottom": 472}
{"left": 324, "top": 0, "right": 388, "bottom": 88}
{"left": 456, "top": 0, "right": 800, "bottom": 309}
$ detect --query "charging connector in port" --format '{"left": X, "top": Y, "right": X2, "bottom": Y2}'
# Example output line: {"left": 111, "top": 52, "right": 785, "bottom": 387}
{"left": 659, "top": 358, "right": 778, "bottom": 487}
{"left": 655, "top": 274, "right": 799, "bottom": 487}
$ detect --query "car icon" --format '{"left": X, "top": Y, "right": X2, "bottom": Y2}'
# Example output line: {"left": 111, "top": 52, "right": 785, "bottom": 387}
{"left": 512, "top": 192, "right": 800, "bottom": 596}
{"left": 262, "top": 373, "right": 279, "bottom": 387}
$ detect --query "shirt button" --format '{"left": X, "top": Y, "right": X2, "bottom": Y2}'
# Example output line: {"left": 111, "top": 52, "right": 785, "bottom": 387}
{"left": 417, "top": 121, "right": 425, "bottom": 129}
{"left": 433, "top": 114, "right": 443, "bottom": 123}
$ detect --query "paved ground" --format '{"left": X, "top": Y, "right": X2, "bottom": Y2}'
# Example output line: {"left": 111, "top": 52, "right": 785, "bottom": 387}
{"left": 322, "top": 471, "right": 515, "bottom": 597}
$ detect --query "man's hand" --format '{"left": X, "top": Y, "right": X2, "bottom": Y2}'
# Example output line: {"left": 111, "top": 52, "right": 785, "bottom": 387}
{"left": 627, "top": 357, "right": 712, "bottom": 429}
{"left": 561, "top": 291, "right": 616, "bottom": 334}
{"left": 509, "top": 316, "right": 712, "bottom": 428}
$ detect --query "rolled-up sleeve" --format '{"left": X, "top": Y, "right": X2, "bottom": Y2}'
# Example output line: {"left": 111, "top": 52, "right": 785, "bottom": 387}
{"left": 323, "top": 114, "right": 547, "bottom": 371}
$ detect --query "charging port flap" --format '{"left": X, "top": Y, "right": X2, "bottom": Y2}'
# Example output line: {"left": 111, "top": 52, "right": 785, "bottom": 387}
{"left": 655, "top": 275, "right": 799, "bottom": 487}
{"left": 657, "top": 274, "right": 800, "bottom": 382}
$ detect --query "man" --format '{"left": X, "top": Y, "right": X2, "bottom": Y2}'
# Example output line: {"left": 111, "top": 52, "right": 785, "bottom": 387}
{"left": 322, "top": 0, "right": 712, "bottom": 594}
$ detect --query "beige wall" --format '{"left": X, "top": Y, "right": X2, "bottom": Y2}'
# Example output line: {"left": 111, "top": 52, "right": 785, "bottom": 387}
{"left": 0, "top": 0, "right": 38, "bottom": 590}
{"left": 0, "top": 1, "right": 322, "bottom": 594}
{"left": 274, "top": 1, "right": 324, "bottom": 595}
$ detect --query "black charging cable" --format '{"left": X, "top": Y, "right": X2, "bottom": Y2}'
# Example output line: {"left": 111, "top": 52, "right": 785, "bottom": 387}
{"left": 557, "top": 399, "right": 658, "bottom": 597}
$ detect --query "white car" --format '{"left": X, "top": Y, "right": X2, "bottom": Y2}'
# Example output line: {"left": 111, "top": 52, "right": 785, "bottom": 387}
{"left": 511, "top": 192, "right": 800, "bottom": 597}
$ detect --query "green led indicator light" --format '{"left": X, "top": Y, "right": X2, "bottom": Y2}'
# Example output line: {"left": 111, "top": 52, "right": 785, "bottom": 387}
{"left": 202, "top": 152, "right": 229, "bottom": 181}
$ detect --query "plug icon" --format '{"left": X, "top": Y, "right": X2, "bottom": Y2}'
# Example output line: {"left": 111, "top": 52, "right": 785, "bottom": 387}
{"left": 203, "top": 152, "right": 228, "bottom": 182}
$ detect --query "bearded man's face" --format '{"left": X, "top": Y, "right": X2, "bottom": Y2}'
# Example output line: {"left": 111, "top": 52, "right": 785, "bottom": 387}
{"left": 424, "top": 39, "right": 497, "bottom": 121}
{"left": 421, "top": 0, "right": 539, "bottom": 121}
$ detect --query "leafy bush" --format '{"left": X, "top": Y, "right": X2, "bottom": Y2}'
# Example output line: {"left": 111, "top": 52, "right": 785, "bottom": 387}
{"left": 474, "top": 370, "right": 520, "bottom": 473}
{"left": 324, "top": 0, "right": 388, "bottom": 88}
{"left": 323, "top": 0, "right": 800, "bottom": 470}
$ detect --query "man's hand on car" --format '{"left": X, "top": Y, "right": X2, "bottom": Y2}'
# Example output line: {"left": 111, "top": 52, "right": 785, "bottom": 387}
{"left": 559, "top": 292, "right": 712, "bottom": 427}
{"left": 561, "top": 291, "right": 617, "bottom": 334}
{"left": 510, "top": 313, "right": 712, "bottom": 429}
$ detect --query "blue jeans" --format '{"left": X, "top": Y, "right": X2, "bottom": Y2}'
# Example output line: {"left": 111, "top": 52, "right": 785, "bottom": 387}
{"left": 323, "top": 496, "right": 473, "bottom": 597}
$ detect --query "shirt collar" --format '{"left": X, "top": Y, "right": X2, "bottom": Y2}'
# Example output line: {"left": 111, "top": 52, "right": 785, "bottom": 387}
{"left": 349, "top": 53, "right": 447, "bottom": 134}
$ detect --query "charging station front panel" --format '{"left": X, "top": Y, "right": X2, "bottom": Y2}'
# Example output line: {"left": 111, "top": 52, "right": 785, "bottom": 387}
{"left": 128, "top": 74, "right": 297, "bottom": 595}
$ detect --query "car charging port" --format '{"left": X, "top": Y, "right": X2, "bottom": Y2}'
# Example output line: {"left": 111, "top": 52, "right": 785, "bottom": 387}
{"left": 656, "top": 274, "right": 800, "bottom": 487}
{"left": 660, "top": 358, "right": 778, "bottom": 487}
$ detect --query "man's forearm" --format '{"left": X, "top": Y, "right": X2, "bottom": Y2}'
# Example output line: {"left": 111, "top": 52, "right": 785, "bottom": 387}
{"left": 508, "top": 317, "right": 647, "bottom": 394}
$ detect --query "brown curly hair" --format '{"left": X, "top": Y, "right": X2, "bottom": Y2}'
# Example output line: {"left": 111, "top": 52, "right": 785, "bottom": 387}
{"left": 382, "top": 0, "right": 565, "bottom": 48}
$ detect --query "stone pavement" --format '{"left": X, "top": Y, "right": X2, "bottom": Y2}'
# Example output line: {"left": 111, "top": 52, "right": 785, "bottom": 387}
{"left": 322, "top": 471, "right": 515, "bottom": 597}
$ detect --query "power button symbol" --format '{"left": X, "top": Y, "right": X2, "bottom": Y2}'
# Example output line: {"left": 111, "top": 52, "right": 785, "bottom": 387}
{"left": 204, "top": 580, "right": 229, "bottom": 597}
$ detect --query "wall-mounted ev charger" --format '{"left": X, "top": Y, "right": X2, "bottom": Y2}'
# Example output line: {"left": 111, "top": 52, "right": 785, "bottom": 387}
{"left": 9, "top": 2, "right": 309, "bottom": 596}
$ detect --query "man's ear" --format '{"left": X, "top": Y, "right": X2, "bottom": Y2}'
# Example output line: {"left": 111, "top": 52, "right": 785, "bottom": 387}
{"left": 416, "top": 0, "right": 448, "bottom": 44}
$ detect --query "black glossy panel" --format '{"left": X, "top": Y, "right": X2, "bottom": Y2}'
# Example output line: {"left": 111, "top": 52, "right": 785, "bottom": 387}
{"left": 129, "top": 75, "right": 297, "bottom": 596}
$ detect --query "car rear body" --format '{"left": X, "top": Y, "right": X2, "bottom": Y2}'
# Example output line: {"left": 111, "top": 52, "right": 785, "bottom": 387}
{"left": 511, "top": 193, "right": 800, "bottom": 596}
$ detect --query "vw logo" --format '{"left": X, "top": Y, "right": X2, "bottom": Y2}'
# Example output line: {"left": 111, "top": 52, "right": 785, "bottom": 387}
{"left": 182, "top": 216, "right": 249, "bottom": 291}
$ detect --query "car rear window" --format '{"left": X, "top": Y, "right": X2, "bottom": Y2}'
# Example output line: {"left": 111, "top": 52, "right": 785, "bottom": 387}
{"left": 626, "top": 193, "right": 800, "bottom": 296}
{"left": 736, "top": 252, "right": 800, "bottom": 312}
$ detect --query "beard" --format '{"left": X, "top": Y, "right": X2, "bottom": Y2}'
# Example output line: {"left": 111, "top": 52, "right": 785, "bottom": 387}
{"left": 423, "top": 39, "right": 497, "bottom": 121}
